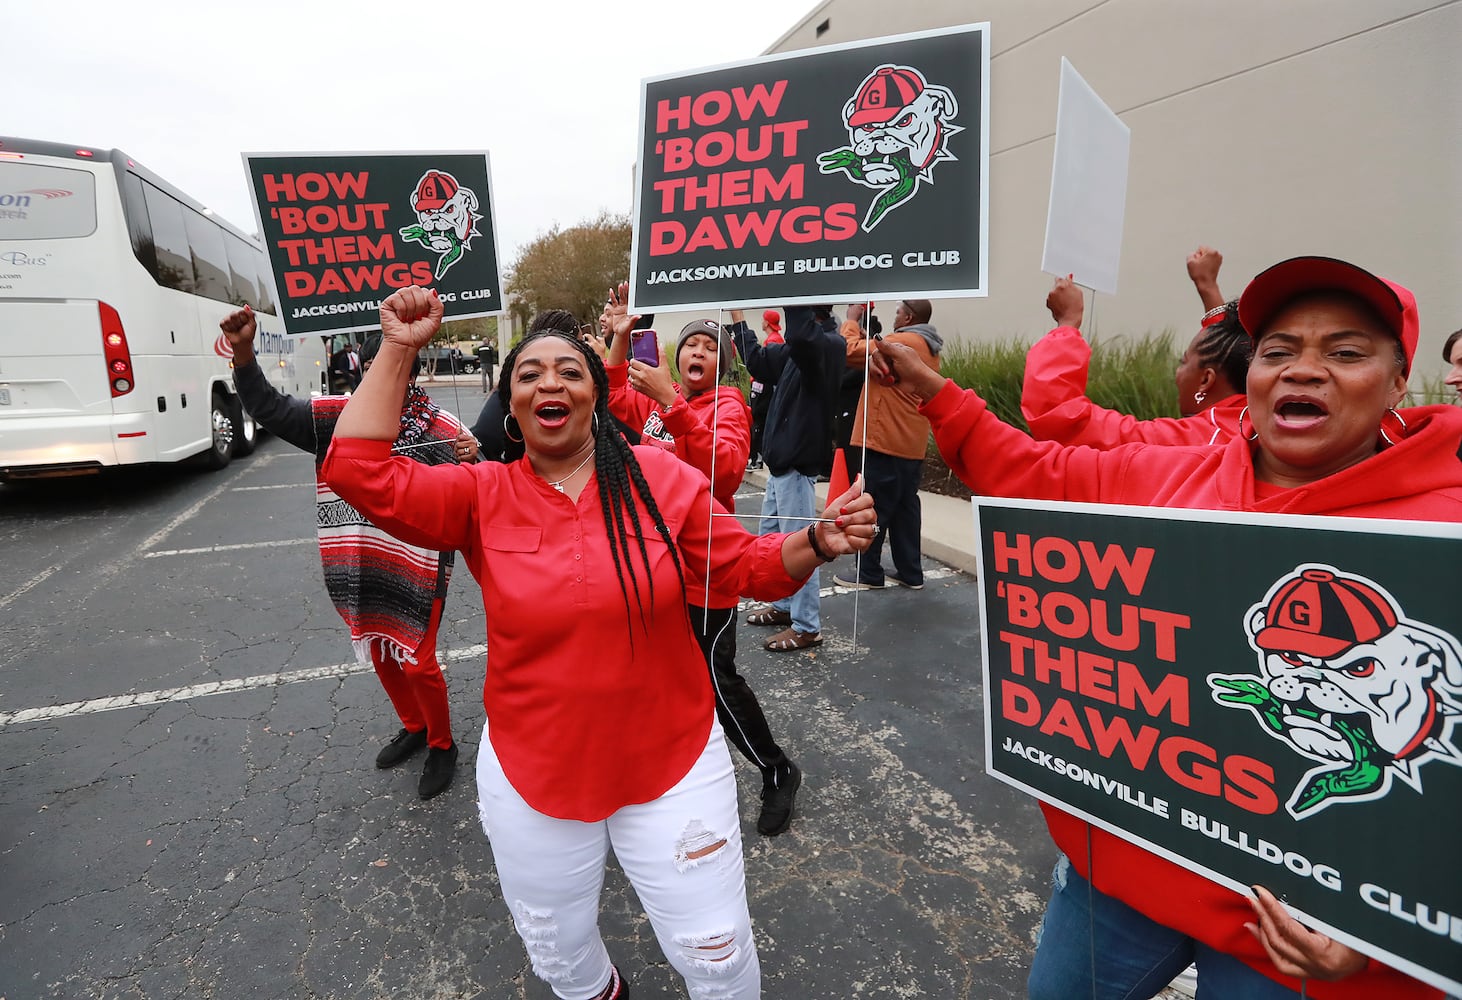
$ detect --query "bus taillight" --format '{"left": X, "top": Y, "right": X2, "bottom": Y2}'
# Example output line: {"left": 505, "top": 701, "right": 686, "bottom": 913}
{"left": 99, "top": 302, "right": 135, "bottom": 397}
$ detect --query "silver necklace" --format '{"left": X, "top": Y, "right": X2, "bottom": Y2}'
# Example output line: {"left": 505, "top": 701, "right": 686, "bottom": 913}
{"left": 545, "top": 449, "right": 595, "bottom": 492}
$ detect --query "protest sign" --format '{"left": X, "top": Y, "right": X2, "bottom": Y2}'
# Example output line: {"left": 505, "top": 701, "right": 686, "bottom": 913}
{"left": 1042, "top": 58, "right": 1130, "bottom": 295}
{"left": 973, "top": 498, "right": 1461, "bottom": 994}
{"left": 243, "top": 152, "right": 503, "bottom": 337}
{"left": 630, "top": 23, "right": 989, "bottom": 312}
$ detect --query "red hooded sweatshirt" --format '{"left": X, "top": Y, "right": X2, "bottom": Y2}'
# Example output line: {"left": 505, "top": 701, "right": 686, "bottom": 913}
{"left": 606, "top": 362, "right": 751, "bottom": 609}
{"left": 923, "top": 379, "right": 1462, "bottom": 999}
{"left": 1022, "top": 325, "right": 1247, "bottom": 448}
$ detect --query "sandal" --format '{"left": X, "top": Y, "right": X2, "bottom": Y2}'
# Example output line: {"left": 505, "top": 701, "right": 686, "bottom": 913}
{"left": 765, "top": 627, "right": 822, "bottom": 652}
{"left": 746, "top": 606, "right": 793, "bottom": 628}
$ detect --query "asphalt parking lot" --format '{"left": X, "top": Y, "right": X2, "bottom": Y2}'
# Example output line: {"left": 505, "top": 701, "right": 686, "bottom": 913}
{"left": 0, "top": 380, "right": 1054, "bottom": 999}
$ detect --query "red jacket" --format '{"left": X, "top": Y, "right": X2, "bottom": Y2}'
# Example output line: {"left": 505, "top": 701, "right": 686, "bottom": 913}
{"left": 923, "top": 379, "right": 1462, "bottom": 999}
{"left": 1022, "top": 326, "right": 1246, "bottom": 448}
{"left": 322, "top": 439, "right": 806, "bottom": 822}
{"left": 606, "top": 362, "right": 751, "bottom": 609}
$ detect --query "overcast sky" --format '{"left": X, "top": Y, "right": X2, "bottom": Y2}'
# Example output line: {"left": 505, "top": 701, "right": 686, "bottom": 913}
{"left": 9, "top": 0, "right": 813, "bottom": 265}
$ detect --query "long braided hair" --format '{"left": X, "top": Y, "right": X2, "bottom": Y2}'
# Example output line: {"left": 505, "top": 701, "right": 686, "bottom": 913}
{"left": 498, "top": 313, "right": 684, "bottom": 635}
{"left": 1193, "top": 301, "right": 1253, "bottom": 395}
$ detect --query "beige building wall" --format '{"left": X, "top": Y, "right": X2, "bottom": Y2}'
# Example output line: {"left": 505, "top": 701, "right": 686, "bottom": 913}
{"left": 756, "top": 0, "right": 1461, "bottom": 382}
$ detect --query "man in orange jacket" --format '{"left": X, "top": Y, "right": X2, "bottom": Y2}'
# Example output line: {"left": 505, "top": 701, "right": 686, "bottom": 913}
{"left": 834, "top": 299, "right": 942, "bottom": 591}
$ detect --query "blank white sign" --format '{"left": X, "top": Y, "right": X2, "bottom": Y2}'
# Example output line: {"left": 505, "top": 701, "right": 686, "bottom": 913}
{"left": 1042, "top": 58, "right": 1131, "bottom": 295}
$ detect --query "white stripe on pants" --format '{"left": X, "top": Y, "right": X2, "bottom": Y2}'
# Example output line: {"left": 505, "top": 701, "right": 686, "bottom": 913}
{"left": 476, "top": 717, "right": 761, "bottom": 1000}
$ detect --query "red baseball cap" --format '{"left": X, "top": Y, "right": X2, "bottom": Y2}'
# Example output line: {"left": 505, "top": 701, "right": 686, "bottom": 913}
{"left": 413, "top": 170, "right": 459, "bottom": 212}
{"left": 1254, "top": 568, "right": 1399, "bottom": 658}
{"left": 848, "top": 66, "right": 926, "bottom": 127}
{"left": 1237, "top": 256, "right": 1419, "bottom": 375}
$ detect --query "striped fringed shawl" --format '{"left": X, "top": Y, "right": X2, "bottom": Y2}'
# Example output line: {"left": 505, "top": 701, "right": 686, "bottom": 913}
{"left": 311, "top": 387, "right": 462, "bottom": 665}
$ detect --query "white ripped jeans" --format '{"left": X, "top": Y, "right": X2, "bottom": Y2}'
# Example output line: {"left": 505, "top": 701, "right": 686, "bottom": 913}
{"left": 476, "top": 718, "right": 761, "bottom": 1000}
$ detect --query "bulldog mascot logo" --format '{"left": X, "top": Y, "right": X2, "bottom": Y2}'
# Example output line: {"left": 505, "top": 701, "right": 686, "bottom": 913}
{"left": 399, "top": 170, "right": 483, "bottom": 279}
{"left": 817, "top": 64, "right": 962, "bottom": 231}
{"left": 1210, "top": 565, "right": 1462, "bottom": 818}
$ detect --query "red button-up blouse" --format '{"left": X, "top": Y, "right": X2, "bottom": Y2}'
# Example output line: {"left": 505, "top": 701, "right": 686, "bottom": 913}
{"left": 323, "top": 437, "right": 807, "bottom": 821}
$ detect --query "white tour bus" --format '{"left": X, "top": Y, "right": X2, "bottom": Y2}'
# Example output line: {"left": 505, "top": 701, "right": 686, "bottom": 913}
{"left": 0, "top": 136, "right": 326, "bottom": 480}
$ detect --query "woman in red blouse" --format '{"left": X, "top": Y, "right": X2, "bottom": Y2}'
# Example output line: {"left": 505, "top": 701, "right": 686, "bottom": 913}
{"left": 323, "top": 285, "right": 876, "bottom": 1000}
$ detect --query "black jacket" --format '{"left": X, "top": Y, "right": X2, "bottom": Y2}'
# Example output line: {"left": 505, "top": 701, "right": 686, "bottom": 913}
{"left": 234, "top": 359, "right": 317, "bottom": 453}
{"left": 731, "top": 305, "right": 845, "bottom": 477}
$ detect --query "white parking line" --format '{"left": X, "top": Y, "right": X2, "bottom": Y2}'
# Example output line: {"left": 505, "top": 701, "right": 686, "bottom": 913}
{"left": 232, "top": 483, "right": 311, "bottom": 492}
{"left": 0, "top": 563, "right": 62, "bottom": 611}
{"left": 137, "top": 477, "right": 239, "bottom": 553}
{"left": 145, "top": 538, "right": 314, "bottom": 558}
{"left": 0, "top": 643, "right": 489, "bottom": 728}
{"left": 1, "top": 563, "right": 965, "bottom": 727}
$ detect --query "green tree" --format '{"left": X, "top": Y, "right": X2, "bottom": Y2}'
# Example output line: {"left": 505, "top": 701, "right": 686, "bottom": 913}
{"left": 419, "top": 316, "right": 500, "bottom": 380}
{"left": 505, "top": 211, "right": 632, "bottom": 328}
{"left": 442, "top": 315, "right": 499, "bottom": 346}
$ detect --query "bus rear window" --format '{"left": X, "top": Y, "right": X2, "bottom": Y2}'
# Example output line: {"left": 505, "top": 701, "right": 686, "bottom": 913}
{"left": 0, "top": 162, "right": 97, "bottom": 239}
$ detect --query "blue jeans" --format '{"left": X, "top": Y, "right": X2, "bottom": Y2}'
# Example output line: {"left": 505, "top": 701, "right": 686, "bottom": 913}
{"left": 761, "top": 470, "right": 820, "bottom": 635}
{"left": 1028, "top": 854, "right": 1303, "bottom": 1000}
{"left": 853, "top": 449, "right": 923, "bottom": 587}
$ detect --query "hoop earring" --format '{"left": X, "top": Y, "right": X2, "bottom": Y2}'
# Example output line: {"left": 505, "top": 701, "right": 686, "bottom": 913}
{"left": 1238, "top": 405, "right": 1258, "bottom": 442}
{"left": 592, "top": 412, "right": 600, "bottom": 438}
{"left": 503, "top": 414, "right": 524, "bottom": 444}
{"left": 1378, "top": 407, "right": 1408, "bottom": 447}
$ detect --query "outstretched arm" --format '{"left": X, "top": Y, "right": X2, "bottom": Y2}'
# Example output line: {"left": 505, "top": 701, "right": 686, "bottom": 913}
{"left": 1046, "top": 275, "right": 1084, "bottom": 330}
{"left": 602, "top": 281, "right": 639, "bottom": 368}
{"left": 323, "top": 286, "right": 478, "bottom": 555}
{"left": 779, "top": 475, "right": 876, "bottom": 579}
{"left": 600, "top": 281, "right": 660, "bottom": 430}
{"left": 731, "top": 318, "right": 780, "bottom": 383}
{"left": 1187, "top": 246, "right": 1225, "bottom": 313}
{"left": 682, "top": 468, "right": 878, "bottom": 596}
{"left": 221, "top": 306, "right": 315, "bottom": 452}
{"left": 334, "top": 286, "right": 442, "bottom": 440}
{"left": 877, "top": 339, "right": 1121, "bottom": 504}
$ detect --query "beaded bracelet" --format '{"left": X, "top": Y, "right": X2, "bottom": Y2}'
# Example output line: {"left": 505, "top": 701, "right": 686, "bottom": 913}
{"left": 1201, "top": 303, "right": 1227, "bottom": 321}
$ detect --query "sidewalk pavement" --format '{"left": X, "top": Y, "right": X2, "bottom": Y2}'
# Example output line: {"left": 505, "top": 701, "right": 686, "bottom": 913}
{"left": 742, "top": 464, "right": 979, "bottom": 576}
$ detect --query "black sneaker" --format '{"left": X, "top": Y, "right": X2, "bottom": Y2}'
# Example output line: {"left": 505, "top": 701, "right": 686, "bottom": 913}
{"left": 418, "top": 741, "right": 458, "bottom": 799}
{"left": 757, "top": 760, "right": 802, "bottom": 836}
{"left": 888, "top": 574, "right": 925, "bottom": 591}
{"left": 832, "top": 572, "right": 887, "bottom": 590}
{"left": 375, "top": 727, "right": 428, "bottom": 769}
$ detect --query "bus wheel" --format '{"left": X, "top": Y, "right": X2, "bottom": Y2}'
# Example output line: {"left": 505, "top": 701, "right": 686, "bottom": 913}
{"left": 232, "top": 399, "right": 258, "bottom": 457}
{"left": 198, "top": 392, "right": 235, "bottom": 470}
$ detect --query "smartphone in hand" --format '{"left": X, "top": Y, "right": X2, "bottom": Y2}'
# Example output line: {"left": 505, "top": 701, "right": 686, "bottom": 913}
{"left": 630, "top": 328, "right": 659, "bottom": 367}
